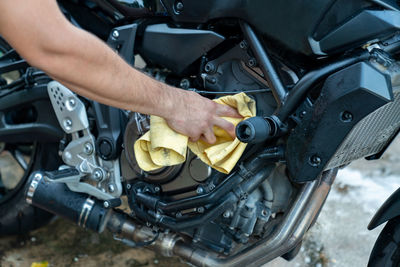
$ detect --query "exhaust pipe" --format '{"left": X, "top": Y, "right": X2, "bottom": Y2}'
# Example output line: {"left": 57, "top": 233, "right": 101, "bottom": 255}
{"left": 25, "top": 168, "right": 337, "bottom": 267}
{"left": 25, "top": 171, "right": 180, "bottom": 256}
{"left": 25, "top": 172, "right": 110, "bottom": 232}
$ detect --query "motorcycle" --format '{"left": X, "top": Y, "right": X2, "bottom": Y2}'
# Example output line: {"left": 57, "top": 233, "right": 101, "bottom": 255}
{"left": 1, "top": 0, "right": 400, "bottom": 266}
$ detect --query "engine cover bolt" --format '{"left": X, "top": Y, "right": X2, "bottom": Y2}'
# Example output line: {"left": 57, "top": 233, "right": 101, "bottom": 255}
{"left": 126, "top": 184, "right": 132, "bottom": 190}
{"left": 248, "top": 58, "right": 257, "bottom": 67}
{"left": 197, "top": 207, "right": 205, "bottom": 213}
{"left": 239, "top": 40, "right": 248, "bottom": 49}
{"left": 180, "top": 78, "right": 190, "bottom": 89}
{"left": 223, "top": 210, "right": 231, "bottom": 218}
{"left": 196, "top": 186, "right": 204, "bottom": 194}
{"left": 108, "top": 183, "right": 115, "bottom": 193}
{"left": 154, "top": 186, "right": 160, "bottom": 193}
{"left": 175, "top": 1, "right": 184, "bottom": 12}
{"left": 204, "top": 62, "right": 216, "bottom": 74}
{"left": 103, "top": 201, "right": 110, "bottom": 208}
{"left": 309, "top": 155, "right": 322, "bottom": 167}
{"left": 112, "top": 30, "right": 119, "bottom": 39}
{"left": 84, "top": 142, "right": 94, "bottom": 155}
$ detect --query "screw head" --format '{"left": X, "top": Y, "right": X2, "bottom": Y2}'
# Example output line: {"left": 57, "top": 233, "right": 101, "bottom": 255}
{"left": 112, "top": 30, "right": 119, "bottom": 39}
{"left": 239, "top": 40, "right": 248, "bottom": 49}
{"left": 154, "top": 186, "right": 160, "bottom": 193}
{"left": 63, "top": 118, "right": 73, "bottom": 130}
{"left": 204, "top": 62, "right": 215, "bottom": 73}
{"left": 175, "top": 1, "right": 184, "bottom": 12}
{"left": 261, "top": 209, "right": 268, "bottom": 217}
{"left": 248, "top": 58, "right": 256, "bottom": 67}
{"left": 341, "top": 111, "right": 353, "bottom": 122}
{"left": 179, "top": 78, "right": 190, "bottom": 89}
{"left": 197, "top": 207, "right": 205, "bottom": 213}
{"left": 223, "top": 210, "right": 231, "bottom": 218}
{"left": 92, "top": 169, "right": 104, "bottom": 181}
{"left": 69, "top": 98, "right": 76, "bottom": 107}
{"left": 196, "top": 186, "right": 204, "bottom": 194}
{"left": 126, "top": 184, "right": 132, "bottom": 190}
{"left": 108, "top": 183, "right": 115, "bottom": 193}
{"left": 309, "top": 155, "right": 322, "bottom": 167}
{"left": 103, "top": 201, "right": 110, "bottom": 208}
{"left": 84, "top": 142, "right": 94, "bottom": 155}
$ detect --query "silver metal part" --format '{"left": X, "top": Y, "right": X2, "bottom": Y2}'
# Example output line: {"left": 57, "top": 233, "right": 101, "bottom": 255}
{"left": 108, "top": 170, "right": 337, "bottom": 267}
{"left": 171, "top": 169, "right": 337, "bottom": 267}
{"left": 47, "top": 81, "right": 123, "bottom": 200}
{"left": 47, "top": 81, "right": 89, "bottom": 134}
{"left": 78, "top": 198, "right": 95, "bottom": 227}
{"left": 26, "top": 173, "right": 43, "bottom": 204}
{"left": 325, "top": 61, "right": 400, "bottom": 170}
{"left": 13, "top": 149, "right": 28, "bottom": 170}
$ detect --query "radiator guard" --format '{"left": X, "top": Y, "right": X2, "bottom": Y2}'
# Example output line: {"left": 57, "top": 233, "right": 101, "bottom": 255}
{"left": 325, "top": 87, "right": 400, "bottom": 169}
{"left": 286, "top": 62, "right": 394, "bottom": 183}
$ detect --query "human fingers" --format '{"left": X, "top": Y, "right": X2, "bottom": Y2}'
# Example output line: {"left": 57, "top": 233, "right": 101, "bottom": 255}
{"left": 215, "top": 103, "right": 242, "bottom": 118}
{"left": 202, "top": 128, "right": 217, "bottom": 144}
{"left": 213, "top": 117, "right": 236, "bottom": 139}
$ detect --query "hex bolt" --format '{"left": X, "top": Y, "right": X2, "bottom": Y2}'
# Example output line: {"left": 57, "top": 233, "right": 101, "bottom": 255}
{"left": 108, "top": 183, "right": 115, "bottom": 193}
{"left": 112, "top": 30, "right": 119, "bottom": 39}
{"left": 309, "top": 155, "right": 322, "bottom": 167}
{"left": 154, "top": 186, "right": 160, "bottom": 193}
{"left": 63, "top": 118, "right": 73, "bottom": 130}
{"left": 261, "top": 209, "right": 268, "bottom": 217}
{"left": 341, "top": 111, "right": 353, "bottom": 122}
{"left": 175, "top": 1, "right": 184, "bottom": 12}
{"left": 103, "top": 201, "right": 110, "bottom": 208}
{"left": 248, "top": 58, "right": 257, "bottom": 67}
{"left": 92, "top": 169, "right": 104, "bottom": 181}
{"left": 180, "top": 78, "right": 190, "bottom": 89}
{"left": 126, "top": 184, "right": 132, "bottom": 190}
{"left": 204, "top": 62, "right": 216, "bottom": 74}
{"left": 84, "top": 142, "right": 94, "bottom": 155}
{"left": 223, "top": 210, "right": 231, "bottom": 218}
{"left": 69, "top": 98, "right": 76, "bottom": 107}
{"left": 239, "top": 40, "right": 248, "bottom": 49}
{"left": 196, "top": 186, "right": 204, "bottom": 194}
{"left": 197, "top": 207, "right": 205, "bottom": 213}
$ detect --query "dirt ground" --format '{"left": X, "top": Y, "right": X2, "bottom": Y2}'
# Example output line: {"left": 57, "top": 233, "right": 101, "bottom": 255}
{"left": 1, "top": 137, "right": 400, "bottom": 267}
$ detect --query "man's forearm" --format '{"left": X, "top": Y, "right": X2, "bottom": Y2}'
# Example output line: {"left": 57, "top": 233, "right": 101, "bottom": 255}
{"left": 0, "top": 0, "right": 179, "bottom": 119}
{"left": 39, "top": 26, "right": 179, "bottom": 118}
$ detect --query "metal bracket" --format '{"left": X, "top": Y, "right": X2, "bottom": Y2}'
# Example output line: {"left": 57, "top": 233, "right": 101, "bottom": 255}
{"left": 47, "top": 81, "right": 122, "bottom": 200}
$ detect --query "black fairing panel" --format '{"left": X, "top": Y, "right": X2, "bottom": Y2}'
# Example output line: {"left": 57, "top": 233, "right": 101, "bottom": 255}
{"left": 140, "top": 24, "right": 225, "bottom": 74}
{"left": 286, "top": 62, "right": 392, "bottom": 182}
{"left": 161, "top": 0, "right": 400, "bottom": 57}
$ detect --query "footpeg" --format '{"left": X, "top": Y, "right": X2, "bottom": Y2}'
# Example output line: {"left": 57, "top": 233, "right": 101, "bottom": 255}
{"left": 43, "top": 168, "right": 81, "bottom": 183}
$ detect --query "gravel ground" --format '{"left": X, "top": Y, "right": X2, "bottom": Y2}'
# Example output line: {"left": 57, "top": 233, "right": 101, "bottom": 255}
{"left": 2, "top": 138, "right": 400, "bottom": 267}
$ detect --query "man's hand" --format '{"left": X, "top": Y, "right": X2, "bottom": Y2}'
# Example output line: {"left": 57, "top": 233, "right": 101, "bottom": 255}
{"left": 165, "top": 90, "right": 241, "bottom": 144}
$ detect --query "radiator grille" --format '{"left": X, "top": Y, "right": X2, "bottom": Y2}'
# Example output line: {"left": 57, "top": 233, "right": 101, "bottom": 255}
{"left": 325, "top": 87, "right": 400, "bottom": 169}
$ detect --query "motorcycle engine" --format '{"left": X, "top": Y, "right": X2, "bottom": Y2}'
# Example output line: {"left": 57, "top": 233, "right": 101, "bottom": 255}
{"left": 120, "top": 52, "right": 297, "bottom": 253}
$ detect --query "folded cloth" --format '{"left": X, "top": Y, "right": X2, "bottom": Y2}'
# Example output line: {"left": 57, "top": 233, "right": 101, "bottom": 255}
{"left": 134, "top": 92, "right": 256, "bottom": 174}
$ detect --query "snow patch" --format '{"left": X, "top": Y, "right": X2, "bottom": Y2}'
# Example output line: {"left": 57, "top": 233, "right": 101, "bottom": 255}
{"left": 329, "top": 168, "right": 400, "bottom": 214}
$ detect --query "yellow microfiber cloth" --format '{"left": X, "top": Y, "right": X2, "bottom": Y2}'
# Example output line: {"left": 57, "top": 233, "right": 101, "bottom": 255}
{"left": 134, "top": 92, "right": 256, "bottom": 174}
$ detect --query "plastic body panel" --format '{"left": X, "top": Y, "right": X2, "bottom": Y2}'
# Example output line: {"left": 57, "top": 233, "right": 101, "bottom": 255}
{"left": 140, "top": 23, "right": 225, "bottom": 74}
{"left": 286, "top": 62, "right": 392, "bottom": 183}
{"left": 161, "top": 0, "right": 400, "bottom": 57}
